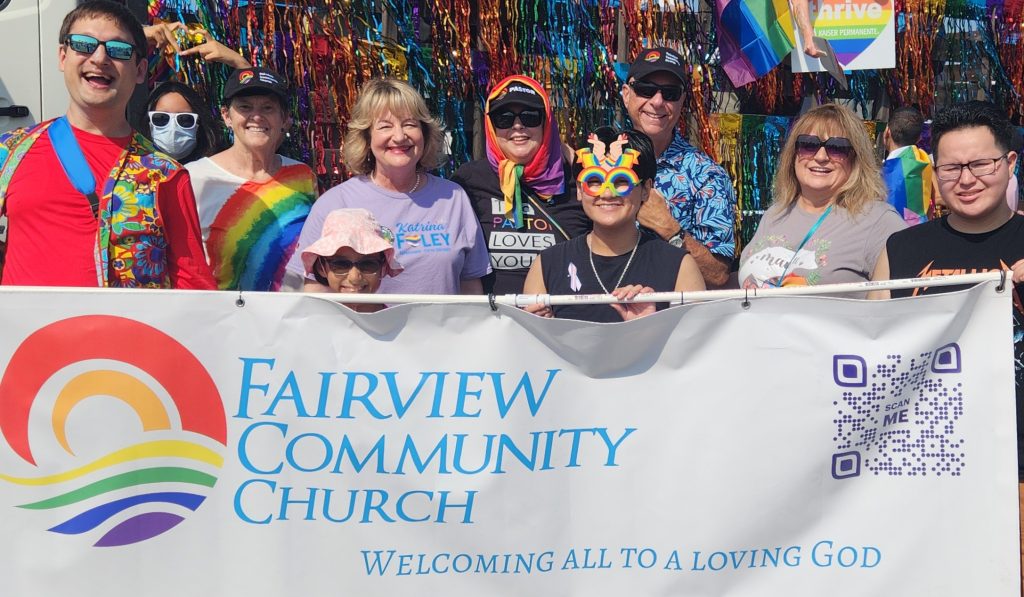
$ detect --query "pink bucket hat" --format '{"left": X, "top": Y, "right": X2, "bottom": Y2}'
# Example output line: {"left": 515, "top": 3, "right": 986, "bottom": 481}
{"left": 300, "top": 209, "right": 403, "bottom": 277}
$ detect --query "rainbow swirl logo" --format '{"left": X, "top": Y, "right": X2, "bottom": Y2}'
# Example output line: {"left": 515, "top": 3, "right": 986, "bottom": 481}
{"left": 0, "top": 315, "right": 226, "bottom": 547}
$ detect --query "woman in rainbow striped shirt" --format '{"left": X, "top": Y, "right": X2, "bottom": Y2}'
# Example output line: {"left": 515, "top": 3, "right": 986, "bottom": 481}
{"left": 186, "top": 66, "right": 317, "bottom": 291}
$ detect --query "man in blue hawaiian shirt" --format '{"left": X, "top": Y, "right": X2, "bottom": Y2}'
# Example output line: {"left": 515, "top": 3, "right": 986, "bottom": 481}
{"left": 622, "top": 47, "right": 737, "bottom": 287}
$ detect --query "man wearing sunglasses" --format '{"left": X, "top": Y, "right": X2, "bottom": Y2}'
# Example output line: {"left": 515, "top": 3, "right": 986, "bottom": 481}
{"left": 0, "top": 0, "right": 214, "bottom": 290}
{"left": 621, "top": 47, "right": 737, "bottom": 287}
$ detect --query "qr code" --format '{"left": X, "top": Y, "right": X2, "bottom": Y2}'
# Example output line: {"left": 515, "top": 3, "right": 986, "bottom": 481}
{"left": 830, "top": 344, "right": 965, "bottom": 479}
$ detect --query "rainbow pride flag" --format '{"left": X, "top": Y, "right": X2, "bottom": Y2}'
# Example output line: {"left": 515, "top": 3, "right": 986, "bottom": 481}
{"left": 882, "top": 146, "right": 934, "bottom": 226}
{"left": 206, "top": 164, "right": 317, "bottom": 291}
{"left": 716, "top": 0, "right": 796, "bottom": 87}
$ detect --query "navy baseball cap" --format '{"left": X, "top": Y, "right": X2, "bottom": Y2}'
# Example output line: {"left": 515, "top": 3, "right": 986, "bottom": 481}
{"left": 627, "top": 47, "right": 686, "bottom": 84}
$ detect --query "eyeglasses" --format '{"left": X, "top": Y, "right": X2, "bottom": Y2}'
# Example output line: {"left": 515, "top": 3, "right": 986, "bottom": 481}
{"left": 795, "top": 134, "right": 855, "bottom": 162}
{"left": 149, "top": 111, "right": 198, "bottom": 129}
{"left": 628, "top": 80, "right": 683, "bottom": 102}
{"left": 488, "top": 109, "right": 544, "bottom": 130}
{"left": 64, "top": 33, "right": 136, "bottom": 61}
{"left": 321, "top": 256, "right": 384, "bottom": 276}
{"left": 935, "top": 153, "right": 1009, "bottom": 181}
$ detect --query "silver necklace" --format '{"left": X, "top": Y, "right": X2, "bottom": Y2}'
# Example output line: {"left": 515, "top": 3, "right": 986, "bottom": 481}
{"left": 588, "top": 230, "right": 641, "bottom": 294}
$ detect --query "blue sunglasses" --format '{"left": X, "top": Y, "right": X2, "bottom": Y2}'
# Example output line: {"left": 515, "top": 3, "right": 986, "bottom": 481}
{"left": 64, "top": 33, "right": 136, "bottom": 61}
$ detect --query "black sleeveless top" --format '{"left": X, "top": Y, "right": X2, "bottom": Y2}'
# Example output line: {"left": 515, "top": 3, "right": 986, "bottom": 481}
{"left": 540, "top": 229, "right": 687, "bottom": 322}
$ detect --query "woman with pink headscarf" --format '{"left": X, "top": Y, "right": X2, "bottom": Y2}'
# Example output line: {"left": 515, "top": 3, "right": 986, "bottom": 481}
{"left": 452, "top": 75, "right": 589, "bottom": 294}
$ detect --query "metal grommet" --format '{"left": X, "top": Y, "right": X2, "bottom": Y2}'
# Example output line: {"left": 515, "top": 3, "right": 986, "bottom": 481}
{"left": 235, "top": 291, "right": 245, "bottom": 308}
{"left": 996, "top": 269, "right": 1007, "bottom": 293}
{"left": 488, "top": 293, "right": 498, "bottom": 311}
{"left": 741, "top": 288, "right": 751, "bottom": 310}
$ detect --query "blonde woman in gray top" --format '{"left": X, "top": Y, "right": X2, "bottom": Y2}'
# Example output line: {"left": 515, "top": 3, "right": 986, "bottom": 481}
{"left": 738, "top": 104, "right": 906, "bottom": 297}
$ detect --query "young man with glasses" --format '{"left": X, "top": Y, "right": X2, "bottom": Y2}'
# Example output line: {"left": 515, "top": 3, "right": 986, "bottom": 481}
{"left": 0, "top": 0, "right": 214, "bottom": 289}
{"left": 620, "top": 47, "right": 737, "bottom": 287}
{"left": 870, "top": 102, "right": 1024, "bottom": 587}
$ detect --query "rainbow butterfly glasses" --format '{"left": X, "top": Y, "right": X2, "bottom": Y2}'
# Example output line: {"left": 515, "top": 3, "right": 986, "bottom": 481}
{"left": 575, "top": 133, "right": 642, "bottom": 197}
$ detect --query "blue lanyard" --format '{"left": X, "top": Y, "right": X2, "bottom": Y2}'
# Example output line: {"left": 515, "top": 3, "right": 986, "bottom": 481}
{"left": 49, "top": 116, "right": 100, "bottom": 218}
{"left": 774, "top": 204, "right": 833, "bottom": 287}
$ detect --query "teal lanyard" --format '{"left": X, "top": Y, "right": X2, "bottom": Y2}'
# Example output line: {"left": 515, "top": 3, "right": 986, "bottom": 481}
{"left": 774, "top": 204, "right": 833, "bottom": 287}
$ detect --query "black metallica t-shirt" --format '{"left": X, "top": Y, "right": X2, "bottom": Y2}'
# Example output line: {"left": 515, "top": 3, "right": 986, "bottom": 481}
{"left": 887, "top": 214, "right": 1024, "bottom": 479}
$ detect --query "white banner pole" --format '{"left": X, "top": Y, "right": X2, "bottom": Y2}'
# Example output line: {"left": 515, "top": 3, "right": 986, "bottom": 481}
{"left": 0, "top": 271, "right": 1007, "bottom": 306}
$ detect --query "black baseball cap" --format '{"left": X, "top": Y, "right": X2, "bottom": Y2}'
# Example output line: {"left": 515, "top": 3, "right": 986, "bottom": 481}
{"left": 488, "top": 81, "right": 545, "bottom": 113}
{"left": 223, "top": 67, "right": 289, "bottom": 103}
{"left": 627, "top": 47, "right": 686, "bottom": 84}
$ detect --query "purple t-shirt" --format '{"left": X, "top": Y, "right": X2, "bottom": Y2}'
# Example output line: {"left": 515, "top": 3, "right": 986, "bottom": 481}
{"left": 286, "top": 174, "right": 491, "bottom": 295}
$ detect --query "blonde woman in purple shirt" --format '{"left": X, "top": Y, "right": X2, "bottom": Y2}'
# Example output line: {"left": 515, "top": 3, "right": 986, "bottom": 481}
{"left": 287, "top": 79, "right": 491, "bottom": 295}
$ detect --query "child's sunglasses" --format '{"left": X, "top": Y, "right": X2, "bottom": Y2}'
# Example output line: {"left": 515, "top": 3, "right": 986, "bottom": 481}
{"left": 64, "top": 33, "right": 136, "bottom": 61}
{"left": 321, "top": 256, "right": 385, "bottom": 275}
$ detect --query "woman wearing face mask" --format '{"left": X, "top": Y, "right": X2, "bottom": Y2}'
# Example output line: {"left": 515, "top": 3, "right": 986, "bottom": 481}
{"left": 185, "top": 66, "right": 318, "bottom": 291}
{"left": 142, "top": 81, "right": 222, "bottom": 163}
{"left": 287, "top": 78, "right": 490, "bottom": 295}
{"left": 523, "top": 127, "right": 705, "bottom": 322}
{"left": 451, "top": 75, "right": 589, "bottom": 294}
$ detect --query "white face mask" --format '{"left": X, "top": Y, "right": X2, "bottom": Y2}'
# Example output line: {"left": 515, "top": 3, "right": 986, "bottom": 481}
{"left": 149, "top": 111, "right": 200, "bottom": 160}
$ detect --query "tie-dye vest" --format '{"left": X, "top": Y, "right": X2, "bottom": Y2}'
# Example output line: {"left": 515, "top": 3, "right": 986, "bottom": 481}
{"left": 0, "top": 119, "right": 181, "bottom": 287}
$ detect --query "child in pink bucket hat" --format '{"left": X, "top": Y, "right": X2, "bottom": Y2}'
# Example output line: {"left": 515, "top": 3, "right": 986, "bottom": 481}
{"left": 300, "top": 209, "right": 403, "bottom": 312}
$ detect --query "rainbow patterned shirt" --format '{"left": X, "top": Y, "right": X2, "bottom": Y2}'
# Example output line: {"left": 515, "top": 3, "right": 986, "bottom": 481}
{"left": 186, "top": 156, "right": 317, "bottom": 291}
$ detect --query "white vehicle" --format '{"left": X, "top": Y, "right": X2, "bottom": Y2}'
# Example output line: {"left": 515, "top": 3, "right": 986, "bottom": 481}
{"left": 0, "top": 0, "right": 79, "bottom": 135}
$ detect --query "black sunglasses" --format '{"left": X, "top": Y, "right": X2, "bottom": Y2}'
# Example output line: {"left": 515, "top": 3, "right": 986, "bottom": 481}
{"left": 489, "top": 109, "right": 544, "bottom": 130}
{"left": 149, "top": 111, "right": 198, "bottom": 129}
{"left": 628, "top": 80, "right": 683, "bottom": 102}
{"left": 321, "top": 256, "right": 384, "bottom": 275}
{"left": 64, "top": 33, "right": 135, "bottom": 61}
{"left": 795, "top": 134, "right": 855, "bottom": 161}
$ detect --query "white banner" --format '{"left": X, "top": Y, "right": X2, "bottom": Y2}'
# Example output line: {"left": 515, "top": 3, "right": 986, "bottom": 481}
{"left": 0, "top": 282, "right": 1018, "bottom": 596}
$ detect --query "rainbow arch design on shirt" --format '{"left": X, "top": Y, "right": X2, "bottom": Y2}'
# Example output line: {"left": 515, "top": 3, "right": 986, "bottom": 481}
{"left": 206, "top": 163, "right": 316, "bottom": 291}
{"left": 0, "top": 315, "right": 226, "bottom": 547}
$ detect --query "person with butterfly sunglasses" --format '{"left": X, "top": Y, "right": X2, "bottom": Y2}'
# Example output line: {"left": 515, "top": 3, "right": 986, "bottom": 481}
{"left": 300, "top": 209, "right": 404, "bottom": 313}
{"left": 620, "top": 47, "right": 738, "bottom": 289}
{"left": 0, "top": 0, "right": 214, "bottom": 290}
{"left": 738, "top": 104, "right": 905, "bottom": 296}
{"left": 523, "top": 127, "right": 705, "bottom": 323}
{"left": 451, "top": 75, "right": 590, "bottom": 294}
